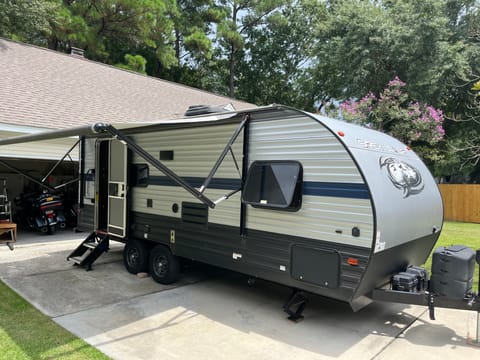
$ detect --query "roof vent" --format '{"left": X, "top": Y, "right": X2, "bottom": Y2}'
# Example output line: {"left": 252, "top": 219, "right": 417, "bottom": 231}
{"left": 184, "top": 104, "right": 235, "bottom": 117}
{"left": 70, "top": 47, "right": 85, "bottom": 58}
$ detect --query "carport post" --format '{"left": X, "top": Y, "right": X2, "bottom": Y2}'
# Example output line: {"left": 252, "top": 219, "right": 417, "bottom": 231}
{"left": 477, "top": 311, "right": 479, "bottom": 343}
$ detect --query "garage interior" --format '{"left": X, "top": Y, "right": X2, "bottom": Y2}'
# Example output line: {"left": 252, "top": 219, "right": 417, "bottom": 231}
{"left": 0, "top": 141, "right": 79, "bottom": 234}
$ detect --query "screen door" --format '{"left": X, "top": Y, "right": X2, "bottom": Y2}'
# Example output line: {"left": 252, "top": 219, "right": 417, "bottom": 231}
{"left": 107, "top": 139, "right": 128, "bottom": 237}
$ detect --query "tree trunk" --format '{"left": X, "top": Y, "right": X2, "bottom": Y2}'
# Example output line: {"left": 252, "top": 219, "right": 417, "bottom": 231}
{"left": 47, "top": 37, "right": 58, "bottom": 51}
{"left": 229, "top": 3, "right": 239, "bottom": 98}
{"left": 174, "top": 27, "right": 181, "bottom": 82}
{"left": 229, "top": 43, "right": 236, "bottom": 98}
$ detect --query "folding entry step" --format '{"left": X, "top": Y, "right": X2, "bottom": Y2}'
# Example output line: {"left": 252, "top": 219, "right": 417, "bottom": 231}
{"left": 67, "top": 231, "right": 110, "bottom": 271}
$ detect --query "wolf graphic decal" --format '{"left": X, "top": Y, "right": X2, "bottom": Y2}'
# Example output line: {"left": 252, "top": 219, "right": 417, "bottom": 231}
{"left": 380, "top": 157, "right": 424, "bottom": 198}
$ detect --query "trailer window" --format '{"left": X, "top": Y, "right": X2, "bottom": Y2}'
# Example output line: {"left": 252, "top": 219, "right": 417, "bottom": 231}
{"left": 242, "top": 161, "right": 302, "bottom": 210}
{"left": 131, "top": 164, "right": 149, "bottom": 187}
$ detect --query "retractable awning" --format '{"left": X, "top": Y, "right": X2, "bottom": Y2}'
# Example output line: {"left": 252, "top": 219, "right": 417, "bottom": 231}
{"left": 0, "top": 110, "right": 254, "bottom": 207}
{"left": 0, "top": 105, "right": 294, "bottom": 206}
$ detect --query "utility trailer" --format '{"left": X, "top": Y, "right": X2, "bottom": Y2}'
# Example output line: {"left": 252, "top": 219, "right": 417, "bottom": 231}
{"left": 0, "top": 105, "right": 478, "bottom": 329}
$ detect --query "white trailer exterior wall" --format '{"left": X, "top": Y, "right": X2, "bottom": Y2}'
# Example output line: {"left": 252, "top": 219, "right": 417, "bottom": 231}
{"left": 247, "top": 112, "right": 374, "bottom": 249}
{"left": 71, "top": 106, "right": 442, "bottom": 309}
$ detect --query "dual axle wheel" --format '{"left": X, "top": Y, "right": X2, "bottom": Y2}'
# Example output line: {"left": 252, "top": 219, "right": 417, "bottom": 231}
{"left": 123, "top": 239, "right": 180, "bottom": 284}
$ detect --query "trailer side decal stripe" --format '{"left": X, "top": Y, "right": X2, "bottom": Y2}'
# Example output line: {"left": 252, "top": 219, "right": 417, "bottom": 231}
{"left": 141, "top": 176, "right": 370, "bottom": 200}
{"left": 303, "top": 182, "right": 370, "bottom": 199}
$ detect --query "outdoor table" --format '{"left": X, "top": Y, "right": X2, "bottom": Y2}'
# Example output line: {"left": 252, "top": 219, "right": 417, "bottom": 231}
{"left": 0, "top": 222, "right": 16, "bottom": 250}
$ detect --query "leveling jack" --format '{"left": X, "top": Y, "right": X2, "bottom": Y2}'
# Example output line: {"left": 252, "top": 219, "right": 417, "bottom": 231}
{"left": 283, "top": 289, "right": 308, "bottom": 322}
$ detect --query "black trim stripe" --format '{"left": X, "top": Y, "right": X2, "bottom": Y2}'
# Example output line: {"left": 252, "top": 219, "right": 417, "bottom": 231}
{"left": 142, "top": 176, "right": 370, "bottom": 199}
{"left": 303, "top": 182, "right": 370, "bottom": 199}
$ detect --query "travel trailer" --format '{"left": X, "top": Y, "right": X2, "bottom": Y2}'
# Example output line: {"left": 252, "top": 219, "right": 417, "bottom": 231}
{"left": 0, "top": 105, "right": 478, "bottom": 322}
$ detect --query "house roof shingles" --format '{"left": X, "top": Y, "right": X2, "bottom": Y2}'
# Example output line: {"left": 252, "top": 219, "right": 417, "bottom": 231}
{"left": 0, "top": 38, "right": 254, "bottom": 130}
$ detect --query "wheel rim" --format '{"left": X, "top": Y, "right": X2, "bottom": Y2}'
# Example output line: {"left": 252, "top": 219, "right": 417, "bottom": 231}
{"left": 153, "top": 254, "right": 168, "bottom": 278}
{"left": 127, "top": 248, "right": 140, "bottom": 268}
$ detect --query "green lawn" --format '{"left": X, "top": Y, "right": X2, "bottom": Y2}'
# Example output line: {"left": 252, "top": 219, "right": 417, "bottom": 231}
{"left": 0, "top": 280, "right": 110, "bottom": 360}
{"left": 424, "top": 221, "right": 480, "bottom": 290}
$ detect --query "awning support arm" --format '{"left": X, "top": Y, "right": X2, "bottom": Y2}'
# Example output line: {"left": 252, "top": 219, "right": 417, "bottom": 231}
{"left": 0, "top": 159, "right": 56, "bottom": 192}
{"left": 41, "top": 139, "right": 81, "bottom": 183}
{"left": 54, "top": 177, "right": 81, "bottom": 190}
{"left": 98, "top": 124, "right": 217, "bottom": 209}
{"left": 213, "top": 188, "right": 242, "bottom": 205}
{"left": 229, "top": 147, "right": 242, "bottom": 179}
{"left": 199, "top": 114, "right": 249, "bottom": 193}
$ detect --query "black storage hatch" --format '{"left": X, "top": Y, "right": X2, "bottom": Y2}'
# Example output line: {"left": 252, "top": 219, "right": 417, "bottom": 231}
{"left": 291, "top": 245, "right": 340, "bottom": 288}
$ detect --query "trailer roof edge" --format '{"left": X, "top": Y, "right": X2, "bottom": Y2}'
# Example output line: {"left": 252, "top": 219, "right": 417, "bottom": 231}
{"left": 0, "top": 105, "right": 301, "bottom": 147}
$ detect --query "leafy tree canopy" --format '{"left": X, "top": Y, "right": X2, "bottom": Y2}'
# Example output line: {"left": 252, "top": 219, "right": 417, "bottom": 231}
{"left": 313, "top": 0, "right": 471, "bottom": 107}
{"left": 339, "top": 77, "right": 445, "bottom": 168}
{"left": 0, "top": 0, "right": 59, "bottom": 41}
{"left": 1, "top": 0, "right": 480, "bottom": 180}
{"left": 313, "top": 0, "right": 480, "bottom": 180}
{"left": 115, "top": 53, "right": 148, "bottom": 74}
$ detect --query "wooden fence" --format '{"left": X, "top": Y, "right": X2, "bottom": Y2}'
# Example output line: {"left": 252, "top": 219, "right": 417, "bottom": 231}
{"left": 438, "top": 184, "right": 480, "bottom": 223}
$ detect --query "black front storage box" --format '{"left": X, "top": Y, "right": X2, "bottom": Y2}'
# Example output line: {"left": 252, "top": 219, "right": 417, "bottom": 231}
{"left": 430, "top": 245, "right": 475, "bottom": 299}
{"left": 406, "top": 266, "right": 428, "bottom": 291}
{"left": 392, "top": 272, "right": 418, "bottom": 292}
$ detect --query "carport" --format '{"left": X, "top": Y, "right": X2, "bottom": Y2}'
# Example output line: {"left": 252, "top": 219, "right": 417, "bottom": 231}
{"left": 0, "top": 127, "right": 79, "bottom": 222}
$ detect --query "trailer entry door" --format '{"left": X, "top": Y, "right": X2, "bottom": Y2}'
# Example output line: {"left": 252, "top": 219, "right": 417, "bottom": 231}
{"left": 107, "top": 139, "right": 128, "bottom": 237}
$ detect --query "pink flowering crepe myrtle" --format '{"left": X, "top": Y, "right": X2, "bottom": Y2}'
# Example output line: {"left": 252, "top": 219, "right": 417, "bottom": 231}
{"left": 340, "top": 77, "right": 445, "bottom": 147}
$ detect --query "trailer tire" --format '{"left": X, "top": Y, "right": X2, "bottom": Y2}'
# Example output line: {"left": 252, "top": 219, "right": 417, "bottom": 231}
{"left": 149, "top": 245, "right": 179, "bottom": 285}
{"left": 123, "top": 239, "right": 149, "bottom": 274}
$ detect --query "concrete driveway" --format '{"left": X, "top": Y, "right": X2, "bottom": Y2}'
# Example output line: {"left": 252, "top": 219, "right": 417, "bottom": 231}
{"left": 0, "top": 232, "right": 479, "bottom": 360}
